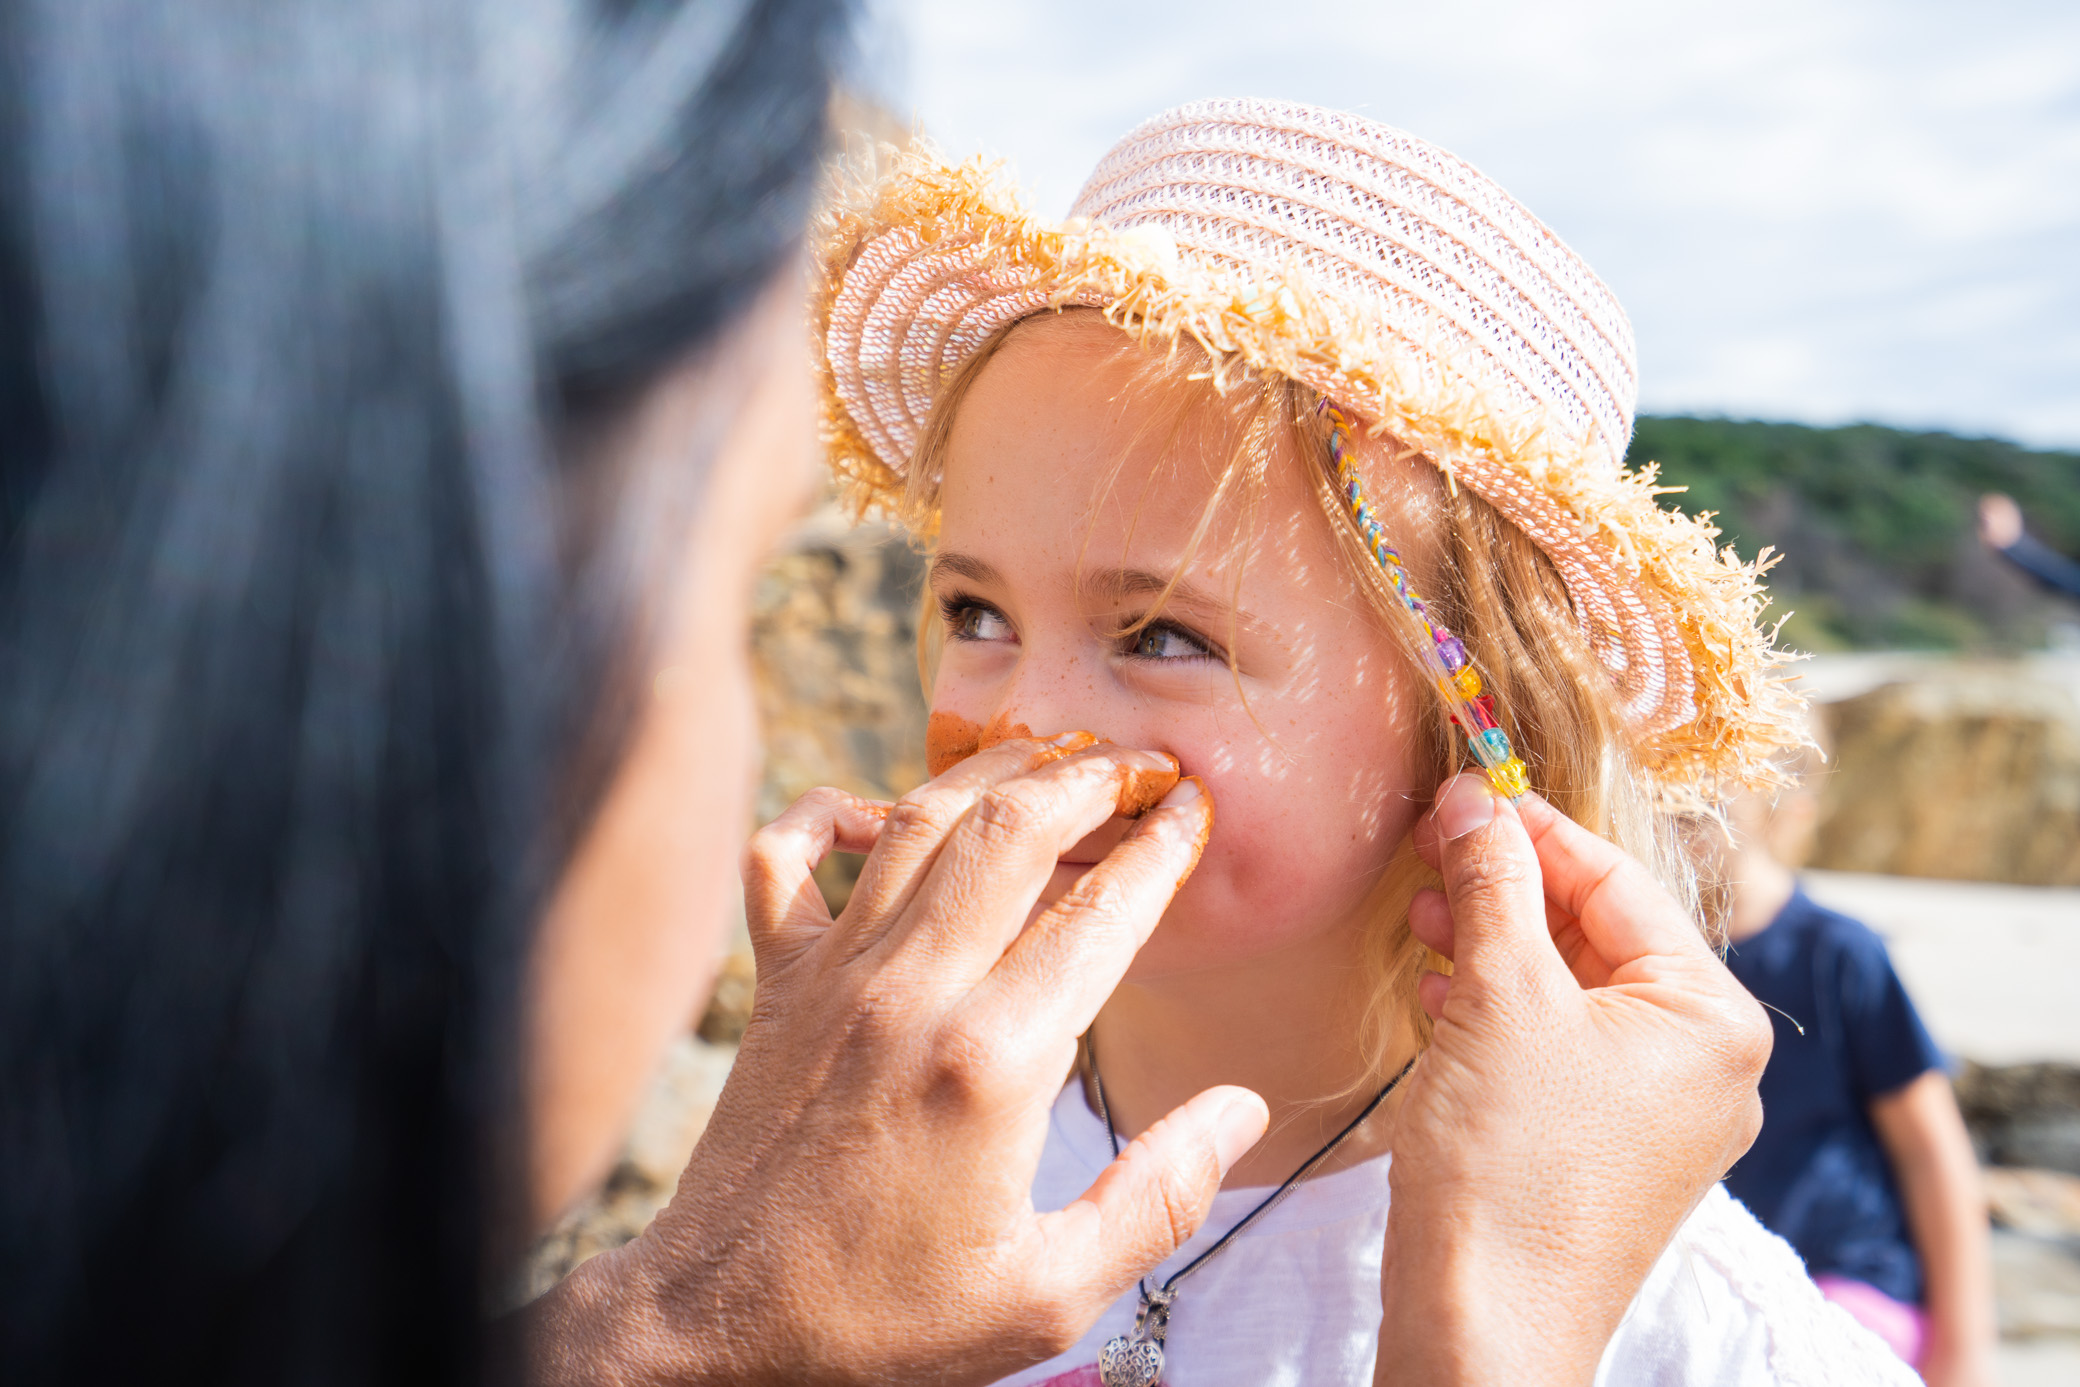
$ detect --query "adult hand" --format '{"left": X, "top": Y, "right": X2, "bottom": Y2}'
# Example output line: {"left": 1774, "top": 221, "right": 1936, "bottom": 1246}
{"left": 1378, "top": 774, "right": 1772, "bottom": 1386}
{"left": 528, "top": 735, "right": 1267, "bottom": 1386}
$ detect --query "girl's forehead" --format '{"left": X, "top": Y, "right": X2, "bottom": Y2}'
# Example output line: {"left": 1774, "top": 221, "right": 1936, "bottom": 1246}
{"left": 938, "top": 315, "right": 1448, "bottom": 587}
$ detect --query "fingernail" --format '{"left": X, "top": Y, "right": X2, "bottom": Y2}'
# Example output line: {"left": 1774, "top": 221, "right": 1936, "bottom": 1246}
{"left": 1049, "top": 730, "right": 1095, "bottom": 748}
{"left": 1433, "top": 773, "right": 1496, "bottom": 841}
{"left": 1157, "top": 775, "right": 1202, "bottom": 807}
{"left": 1214, "top": 1094, "right": 1268, "bottom": 1177}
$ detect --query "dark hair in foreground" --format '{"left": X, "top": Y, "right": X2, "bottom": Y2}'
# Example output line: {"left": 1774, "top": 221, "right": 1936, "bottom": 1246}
{"left": 0, "top": 1, "right": 845, "bottom": 1380}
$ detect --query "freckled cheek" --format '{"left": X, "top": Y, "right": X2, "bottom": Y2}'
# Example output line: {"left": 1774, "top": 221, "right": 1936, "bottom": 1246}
{"left": 1149, "top": 760, "right": 1413, "bottom": 956}
{"left": 1194, "top": 804, "right": 1375, "bottom": 921}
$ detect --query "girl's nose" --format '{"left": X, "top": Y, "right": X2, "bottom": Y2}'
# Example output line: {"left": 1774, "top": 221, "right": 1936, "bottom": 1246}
{"left": 980, "top": 648, "right": 1117, "bottom": 753}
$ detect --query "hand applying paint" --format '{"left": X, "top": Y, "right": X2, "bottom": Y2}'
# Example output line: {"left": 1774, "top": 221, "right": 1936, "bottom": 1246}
{"left": 533, "top": 735, "right": 1262, "bottom": 1387}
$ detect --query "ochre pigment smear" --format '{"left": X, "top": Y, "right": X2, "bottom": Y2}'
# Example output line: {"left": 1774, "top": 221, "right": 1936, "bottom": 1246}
{"left": 925, "top": 709, "right": 1050, "bottom": 776}
{"left": 1114, "top": 760, "right": 1179, "bottom": 818}
{"left": 923, "top": 711, "right": 1182, "bottom": 818}
{"left": 925, "top": 711, "right": 984, "bottom": 777}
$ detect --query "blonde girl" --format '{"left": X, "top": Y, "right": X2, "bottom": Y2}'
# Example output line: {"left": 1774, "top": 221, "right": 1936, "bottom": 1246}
{"left": 810, "top": 100, "right": 1913, "bottom": 1386}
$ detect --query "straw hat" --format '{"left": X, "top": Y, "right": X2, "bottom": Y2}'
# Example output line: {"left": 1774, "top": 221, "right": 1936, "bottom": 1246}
{"left": 814, "top": 98, "right": 1800, "bottom": 795}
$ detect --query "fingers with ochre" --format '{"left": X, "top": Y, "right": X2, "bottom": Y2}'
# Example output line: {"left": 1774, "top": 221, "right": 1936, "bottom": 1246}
{"left": 889, "top": 745, "right": 1182, "bottom": 981}
{"left": 838, "top": 733, "right": 1097, "bottom": 950}
{"left": 982, "top": 776, "right": 1211, "bottom": 1043}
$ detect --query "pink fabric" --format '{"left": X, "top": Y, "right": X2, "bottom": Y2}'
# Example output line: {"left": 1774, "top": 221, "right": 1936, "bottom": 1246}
{"left": 1033, "top": 1368, "right": 1103, "bottom": 1387}
{"left": 1814, "top": 1274, "right": 1926, "bottom": 1369}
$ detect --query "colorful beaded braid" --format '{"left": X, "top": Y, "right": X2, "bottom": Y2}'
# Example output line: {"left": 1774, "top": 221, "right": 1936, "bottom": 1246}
{"left": 1322, "top": 402, "right": 1531, "bottom": 801}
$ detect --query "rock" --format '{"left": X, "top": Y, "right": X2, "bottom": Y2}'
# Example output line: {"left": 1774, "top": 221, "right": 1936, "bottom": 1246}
{"left": 1988, "top": 1168, "right": 2080, "bottom": 1241}
{"left": 1958, "top": 1063, "right": 2080, "bottom": 1176}
{"left": 1809, "top": 669, "right": 2080, "bottom": 886}
{"left": 750, "top": 504, "right": 931, "bottom": 911}
{"left": 518, "top": 1035, "right": 738, "bottom": 1301}
{"left": 697, "top": 950, "right": 756, "bottom": 1044}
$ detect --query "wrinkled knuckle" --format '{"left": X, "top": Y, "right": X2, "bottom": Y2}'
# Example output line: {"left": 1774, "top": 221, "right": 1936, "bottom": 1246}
{"left": 1065, "top": 868, "right": 1135, "bottom": 923}
{"left": 969, "top": 782, "right": 1050, "bottom": 845}
{"left": 925, "top": 1026, "right": 1007, "bottom": 1110}
{"left": 1447, "top": 844, "right": 1533, "bottom": 900}
{"left": 1731, "top": 997, "right": 1773, "bottom": 1078}
{"left": 1144, "top": 1143, "right": 1206, "bottom": 1251}
{"left": 884, "top": 789, "right": 958, "bottom": 842}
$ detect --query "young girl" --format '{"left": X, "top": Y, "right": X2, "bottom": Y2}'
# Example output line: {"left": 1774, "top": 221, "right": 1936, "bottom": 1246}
{"left": 812, "top": 99, "right": 1916, "bottom": 1386}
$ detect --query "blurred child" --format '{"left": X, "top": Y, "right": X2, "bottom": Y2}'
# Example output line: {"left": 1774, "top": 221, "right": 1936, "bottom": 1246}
{"left": 1717, "top": 755, "right": 1998, "bottom": 1386}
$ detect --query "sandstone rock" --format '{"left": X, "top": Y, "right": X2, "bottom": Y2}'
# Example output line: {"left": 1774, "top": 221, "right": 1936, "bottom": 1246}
{"left": 1811, "top": 669, "right": 2080, "bottom": 886}
{"left": 698, "top": 949, "right": 757, "bottom": 1044}
{"left": 751, "top": 505, "right": 930, "bottom": 910}
{"left": 1988, "top": 1168, "right": 2080, "bottom": 1241}
{"left": 519, "top": 1035, "right": 738, "bottom": 1300}
{"left": 1960, "top": 1062, "right": 2080, "bottom": 1177}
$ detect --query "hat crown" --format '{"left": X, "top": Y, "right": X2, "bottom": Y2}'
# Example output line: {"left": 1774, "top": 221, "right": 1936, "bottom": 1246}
{"left": 1069, "top": 98, "right": 1637, "bottom": 464}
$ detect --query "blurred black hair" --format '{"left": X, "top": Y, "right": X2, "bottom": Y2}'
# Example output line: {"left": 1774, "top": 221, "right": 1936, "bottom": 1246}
{"left": 0, "top": 0, "right": 846, "bottom": 1381}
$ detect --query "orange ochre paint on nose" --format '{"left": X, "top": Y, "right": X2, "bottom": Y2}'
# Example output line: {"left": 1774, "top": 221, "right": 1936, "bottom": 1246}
{"left": 924, "top": 710, "right": 1034, "bottom": 776}
{"left": 924, "top": 711, "right": 1181, "bottom": 819}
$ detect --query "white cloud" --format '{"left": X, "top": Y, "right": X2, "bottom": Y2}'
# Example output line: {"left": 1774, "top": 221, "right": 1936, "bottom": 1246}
{"left": 857, "top": 0, "right": 2080, "bottom": 447}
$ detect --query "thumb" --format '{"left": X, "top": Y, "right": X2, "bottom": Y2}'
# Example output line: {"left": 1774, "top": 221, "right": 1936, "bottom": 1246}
{"left": 1422, "top": 773, "right": 1553, "bottom": 979}
{"left": 1031, "top": 1086, "right": 1267, "bottom": 1314}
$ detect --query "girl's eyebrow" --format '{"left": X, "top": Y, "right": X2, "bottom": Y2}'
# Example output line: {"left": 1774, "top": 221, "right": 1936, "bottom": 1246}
{"left": 929, "top": 551, "right": 1001, "bottom": 587}
{"left": 1083, "top": 566, "right": 1269, "bottom": 636}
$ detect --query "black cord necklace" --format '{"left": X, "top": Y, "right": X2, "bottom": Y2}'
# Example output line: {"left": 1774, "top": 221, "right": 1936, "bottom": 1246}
{"left": 1089, "top": 1039, "right": 1418, "bottom": 1387}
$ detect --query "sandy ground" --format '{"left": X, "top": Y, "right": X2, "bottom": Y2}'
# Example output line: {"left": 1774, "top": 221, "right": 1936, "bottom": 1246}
{"left": 1801, "top": 870, "right": 2080, "bottom": 1065}
{"left": 1998, "top": 1335, "right": 2080, "bottom": 1385}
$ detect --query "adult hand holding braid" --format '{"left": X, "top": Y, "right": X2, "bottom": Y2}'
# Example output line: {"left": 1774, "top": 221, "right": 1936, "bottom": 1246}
{"left": 1382, "top": 774, "right": 1773, "bottom": 1385}
{"left": 532, "top": 737, "right": 1269, "bottom": 1385}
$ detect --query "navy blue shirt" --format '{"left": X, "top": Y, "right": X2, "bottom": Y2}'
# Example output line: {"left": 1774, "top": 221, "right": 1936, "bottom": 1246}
{"left": 1722, "top": 886, "right": 1947, "bottom": 1304}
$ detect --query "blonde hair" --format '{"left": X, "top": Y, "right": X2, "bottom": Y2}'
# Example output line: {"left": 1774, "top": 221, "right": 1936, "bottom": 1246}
{"left": 902, "top": 309, "right": 1716, "bottom": 1073}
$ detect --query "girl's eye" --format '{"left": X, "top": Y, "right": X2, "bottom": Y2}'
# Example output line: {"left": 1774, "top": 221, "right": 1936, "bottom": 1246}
{"left": 1122, "top": 620, "right": 1220, "bottom": 662}
{"left": 943, "top": 597, "right": 1015, "bottom": 644}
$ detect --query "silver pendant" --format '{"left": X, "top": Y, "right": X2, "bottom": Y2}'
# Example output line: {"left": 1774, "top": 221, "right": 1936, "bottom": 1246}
{"left": 1098, "top": 1334, "right": 1164, "bottom": 1387}
{"left": 1098, "top": 1287, "right": 1173, "bottom": 1387}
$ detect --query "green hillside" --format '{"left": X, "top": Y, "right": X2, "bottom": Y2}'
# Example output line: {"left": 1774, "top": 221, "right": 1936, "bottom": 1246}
{"left": 1627, "top": 417, "right": 2080, "bottom": 651}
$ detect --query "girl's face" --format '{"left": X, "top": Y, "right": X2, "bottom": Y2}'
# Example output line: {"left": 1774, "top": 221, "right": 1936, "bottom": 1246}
{"left": 928, "top": 314, "right": 1442, "bottom": 978}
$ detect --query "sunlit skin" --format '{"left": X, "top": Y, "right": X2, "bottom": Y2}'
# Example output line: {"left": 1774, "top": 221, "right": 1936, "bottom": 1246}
{"left": 928, "top": 312, "right": 1448, "bottom": 1186}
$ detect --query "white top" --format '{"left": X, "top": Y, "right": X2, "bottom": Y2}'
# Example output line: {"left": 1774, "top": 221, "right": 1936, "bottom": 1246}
{"left": 994, "top": 1083, "right": 1920, "bottom": 1387}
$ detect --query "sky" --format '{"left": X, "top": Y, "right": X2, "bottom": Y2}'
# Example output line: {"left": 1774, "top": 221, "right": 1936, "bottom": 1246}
{"left": 851, "top": 0, "right": 2080, "bottom": 450}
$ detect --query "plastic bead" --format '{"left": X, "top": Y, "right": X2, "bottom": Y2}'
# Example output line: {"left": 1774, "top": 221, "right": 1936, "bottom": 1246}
{"left": 1490, "top": 756, "right": 1530, "bottom": 799}
{"left": 1435, "top": 634, "right": 1468, "bottom": 670}
{"left": 1479, "top": 727, "right": 1512, "bottom": 760}
{"left": 1452, "top": 665, "right": 1482, "bottom": 698}
{"left": 1473, "top": 693, "right": 1497, "bottom": 723}
{"left": 1467, "top": 699, "right": 1499, "bottom": 732}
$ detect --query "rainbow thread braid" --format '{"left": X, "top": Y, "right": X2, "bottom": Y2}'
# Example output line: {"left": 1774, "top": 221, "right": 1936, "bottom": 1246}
{"left": 1322, "top": 402, "right": 1531, "bottom": 801}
